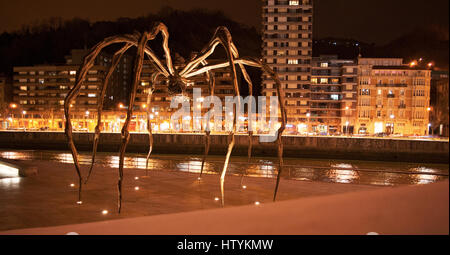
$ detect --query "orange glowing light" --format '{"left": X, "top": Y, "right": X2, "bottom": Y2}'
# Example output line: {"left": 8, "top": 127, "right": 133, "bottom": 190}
{"left": 409, "top": 61, "right": 417, "bottom": 67}
{"left": 10, "top": 103, "right": 17, "bottom": 109}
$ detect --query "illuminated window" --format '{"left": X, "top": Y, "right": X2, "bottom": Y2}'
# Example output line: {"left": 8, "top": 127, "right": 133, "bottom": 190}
{"left": 69, "top": 71, "right": 76, "bottom": 75}
{"left": 320, "top": 78, "right": 328, "bottom": 84}
{"left": 311, "top": 78, "right": 318, "bottom": 84}
{"left": 361, "top": 89, "right": 370, "bottom": 96}
{"left": 88, "top": 94, "right": 96, "bottom": 98}
{"left": 289, "top": 0, "right": 299, "bottom": 5}
{"left": 288, "top": 59, "right": 298, "bottom": 65}
{"left": 331, "top": 95, "right": 339, "bottom": 100}
{"left": 320, "top": 62, "right": 328, "bottom": 68}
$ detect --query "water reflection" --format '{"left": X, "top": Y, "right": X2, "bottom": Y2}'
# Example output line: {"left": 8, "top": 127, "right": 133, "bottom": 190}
{"left": 0, "top": 150, "right": 447, "bottom": 186}
{"left": 0, "top": 151, "right": 27, "bottom": 160}
{"left": 410, "top": 167, "right": 436, "bottom": 174}
{"left": 331, "top": 163, "right": 354, "bottom": 169}
{"left": 326, "top": 169, "right": 360, "bottom": 184}
{"left": 53, "top": 153, "right": 74, "bottom": 164}
{"left": 413, "top": 174, "right": 439, "bottom": 185}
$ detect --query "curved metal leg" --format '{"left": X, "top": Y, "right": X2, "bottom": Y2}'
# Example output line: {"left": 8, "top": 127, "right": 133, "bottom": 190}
{"left": 86, "top": 43, "right": 132, "bottom": 184}
{"left": 145, "top": 83, "right": 156, "bottom": 176}
{"left": 250, "top": 59, "right": 287, "bottom": 202}
{"left": 117, "top": 32, "right": 149, "bottom": 213}
{"left": 181, "top": 57, "right": 287, "bottom": 202}
{"left": 180, "top": 27, "right": 242, "bottom": 207}
{"left": 236, "top": 62, "right": 255, "bottom": 187}
{"left": 216, "top": 29, "right": 240, "bottom": 207}
{"left": 199, "top": 64, "right": 216, "bottom": 180}
{"left": 64, "top": 37, "right": 137, "bottom": 204}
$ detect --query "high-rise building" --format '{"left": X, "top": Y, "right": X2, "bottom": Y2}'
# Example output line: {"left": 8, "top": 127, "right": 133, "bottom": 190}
{"left": 310, "top": 55, "right": 358, "bottom": 135}
{"left": 65, "top": 49, "right": 134, "bottom": 109}
{"left": 356, "top": 58, "right": 432, "bottom": 136}
{"left": 262, "top": 0, "right": 313, "bottom": 126}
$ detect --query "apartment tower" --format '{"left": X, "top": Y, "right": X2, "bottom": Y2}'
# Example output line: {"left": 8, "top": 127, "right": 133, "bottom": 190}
{"left": 262, "top": 0, "right": 313, "bottom": 127}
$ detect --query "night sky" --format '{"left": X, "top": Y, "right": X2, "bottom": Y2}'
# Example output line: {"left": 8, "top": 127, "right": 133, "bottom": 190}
{"left": 0, "top": 0, "right": 448, "bottom": 44}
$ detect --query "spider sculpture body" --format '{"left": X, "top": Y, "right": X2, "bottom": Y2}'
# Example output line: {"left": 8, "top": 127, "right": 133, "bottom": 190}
{"left": 64, "top": 23, "right": 287, "bottom": 213}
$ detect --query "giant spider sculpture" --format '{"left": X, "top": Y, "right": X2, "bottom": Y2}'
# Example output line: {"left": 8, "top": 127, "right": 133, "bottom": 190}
{"left": 64, "top": 23, "right": 287, "bottom": 213}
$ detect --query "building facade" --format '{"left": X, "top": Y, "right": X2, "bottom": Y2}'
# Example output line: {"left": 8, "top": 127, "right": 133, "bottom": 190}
{"left": 430, "top": 71, "right": 449, "bottom": 137}
{"left": 262, "top": 0, "right": 313, "bottom": 127}
{"left": 356, "top": 58, "right": 432, "bottom": 136}
{"left": 10, "top": 53, "right": 234, "bottom": 133}
{"left": 310, "top": 55, "right": 358, "bottom": 135}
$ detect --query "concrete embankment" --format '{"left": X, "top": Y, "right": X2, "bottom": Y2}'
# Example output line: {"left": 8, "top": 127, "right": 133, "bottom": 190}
{"left": 0, "top": 131, "right": 448, "bottom": 163}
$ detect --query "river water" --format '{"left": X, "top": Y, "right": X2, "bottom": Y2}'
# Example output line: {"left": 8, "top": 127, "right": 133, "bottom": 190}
{"left": 0, "top": 149, "right": 448, "bottom": 186}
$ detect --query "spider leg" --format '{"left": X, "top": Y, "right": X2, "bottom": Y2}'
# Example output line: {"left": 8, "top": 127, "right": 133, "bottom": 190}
{"left": 181, "top": 57, "right": 287, "bottom": 202}
{"left": 179, "top": 27, "right": 239, "bottom": 77}
{"left": 86, "top": 43, "right": 133, "bottom": 184}
{"left": 180, "top": 27, "right": 243, "bottom": 207}
{"left": 117, "top": 32, "right": 149, "bottom": 213}
{"left": 236, "top": 63, "right": 255, "bottom": 187}
{"left": 145, "top": 73, "right": 161, "bottom": 175}
{"left": 64, "top": 35, "right": 138, "bottom": 203}
{"left": 64, "top": 23, "right": 172, "bottom": 206}
{"left": 199, "top": 62, "right": 216, "bottom": 180}
{"left": 149, "top": 23, "right": 175, "bottom": 76}
{"left": 239, "top": 57, "right": 287, "bottom": 202}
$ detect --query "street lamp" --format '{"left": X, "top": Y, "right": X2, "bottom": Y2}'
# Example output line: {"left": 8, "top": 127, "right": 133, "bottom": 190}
{"left": 21, "top": 111, "right": 27, "bottom": 129}
{"left": 306, "top": 113, "right": 311, "bottom": 135}
{"left": 428, "top": 123, "right": 433, "bottom": 136}
{"left": 85, "top": 111, "right": 90, "bottom": 132}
